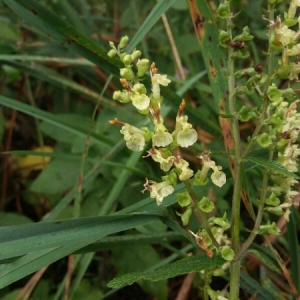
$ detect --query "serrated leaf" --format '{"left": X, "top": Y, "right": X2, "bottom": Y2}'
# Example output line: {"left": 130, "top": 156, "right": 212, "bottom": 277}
{"left": 243, "top": 156, "right": 298, "bottom": 178}
{"left": 107, "top": 254, "right": 224, "bottom": 288}
{"left": 248, "top": 245, "right": 281, "bottom": 273}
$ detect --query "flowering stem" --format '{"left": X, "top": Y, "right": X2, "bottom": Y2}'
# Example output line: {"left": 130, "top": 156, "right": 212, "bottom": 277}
{"left": 183, "top": 180, "right": 220, "bottom": 249}
{"left": 242, "top": 4, "right": 275, "bottom": 158}
{"left": 225, "top": 7, "right": 243, "bottom": 300}
{"left": 237, "top": 152, "right": 272, "bottom": 259}
{"left": 237, "top": 5, "right": 276, "bottom": 260}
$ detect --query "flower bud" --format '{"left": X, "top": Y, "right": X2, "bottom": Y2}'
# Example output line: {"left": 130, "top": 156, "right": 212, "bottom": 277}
{"left": 265, "top": 192, "right": 281, "bottom": 207}
{"left": 256, "top": 133, "right": 272, "bottom": 148}
{"left": 221, "top": 246, "right": 234, "bottom": 261}
{"left": 122, "top": 54, "right": 133, "bottom": 65}
{"left": 176, "top": 190, "right": 191, "bottom": 207}
{"left": 237, "top": 106, "right": 257, "bottom": 122}
{"left": 265, "top": 206, "right": 284, "bottom": 215}
{"left": 219, "top": 30, "right": 231, "bottom": 48}
{"left": 198, "top": 196, "right": 215, "bottom": 213}
{"left": 208, "top": 213, "right": 230, "bottom": 229}
{"left": 132, "top": 83, "right": 147, "bottom": 94}
{"left": 112, "top": 90, "right": 121, "bottom": 101}
{"left": 231, "top": 49, "right": 250, "bottom": 59}
{"left": 241, "top": 26, "right": 254, "bottom": 41}
{"left": 118, "top": 35, "right": 129, "bottom": 49}
{"left": 162, "top": 171, "right": 178, "bottom": 187}
{"left": 267, "top": 85, "right": 282, "bottom": 102}
{"left": 131, "top": 50, "right": 142, "bottom": 61}
{"left": 120, "top": 68, "right": 135, "bottom": 81}
{"left": 107, "top": 49, "right": 117, "bottom": 58}
{"left": 258, "top": 221, "right": 280, "bottom": 235}
{"left": 217, "top": 4, "right": 230, "bottom": 19}
{"left": 276, "top": 64, "right": 293, "bottom": 79}
{"left": 234, "top": 67, "right": 256, "bottom": 78}
{"left": 109, "top": 41, "right": 115, "bottom": 48}
{"left": 137, "top": 59, "right": 150, "bottom": 77}
{"left": 193, "top": 170, "right": 209, "bottom": 186}
{"left": 281, "top": 88, "right": 295, "bottom": 100}
{"left": 181, "top": 207, "right": 193, "bottom": 226}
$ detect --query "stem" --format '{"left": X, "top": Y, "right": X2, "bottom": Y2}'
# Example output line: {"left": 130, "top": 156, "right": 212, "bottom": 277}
{"left": 242, "top": 5, "right": 275, "bottom": 158}
{"left": 226, "top": 8, "right": 243, "bottom": 300}
{"left": 184, "top": 180, "right": 220, "bottom": 249}
{"left": 237, "top": 151, "right": 273, "bottom": 259}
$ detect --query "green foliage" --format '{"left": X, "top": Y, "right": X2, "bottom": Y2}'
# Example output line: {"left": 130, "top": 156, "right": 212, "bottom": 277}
{"left": 0, "top": 0, "right": 299, "bottom": 299}
{"left": 108, "top": 254, "right": 225, "bottom": 288}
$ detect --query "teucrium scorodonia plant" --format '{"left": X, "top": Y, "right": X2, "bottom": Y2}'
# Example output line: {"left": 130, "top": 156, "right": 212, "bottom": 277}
{"left": 107, "top": 1, "right": 300, "bottom": 299}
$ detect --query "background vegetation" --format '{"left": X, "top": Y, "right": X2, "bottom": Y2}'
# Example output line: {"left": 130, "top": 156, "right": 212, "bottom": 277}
{"left": 0, "top": 0, "right": 299, "bottom": 299}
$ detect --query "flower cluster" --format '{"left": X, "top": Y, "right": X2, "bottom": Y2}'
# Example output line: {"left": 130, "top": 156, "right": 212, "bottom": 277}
{"left": 265, "top": 99, "right": 300, "bottom": 221}
{"left": 108, "top": 37, "right": 226, "bottom": 206}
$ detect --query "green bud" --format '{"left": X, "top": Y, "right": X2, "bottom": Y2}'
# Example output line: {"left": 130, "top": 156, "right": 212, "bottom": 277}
{"left": 256, "top": 133, "right": 272, "bottom": 148}
{"left": 208, "top": 213, "right": 230, "bottom": 229}
{"left": 234, "top": 67, "right": 256, "bottom": 78}
{"left": 122, "top": 54, "right": 133, "bottom": 65}
{"left": 140, "top": 127, "right": 153, "bottom": 141}
{"left": 258, "top": 221, "right": 280, "bottom": 235}
{"left": 133, "top": 83, "right": 147, "bottom": 94}
{"left": 162, "top": 170, "right": 177, "bottom": 187}
{"left": 221, "top": 245, "right": 234, "bottom": 261}
{"left": 109, "top": 41, "right": 115, "bottom": 49}
{"left": 193, "top": 170, "right": 209, "bottom": 186}
{"left": 267, "top": 0, "right": 277, "bottom": 4}
{"left": 199, "top": 231, "right": 212, "bottom": 247}
{"left": 219, "top": 30, "right": 231, "bottom": 47}
{"left": 265, "top": 192, "right": 281, "bottom": 206}
{"left": 276, "top": 65, "right": 293, "bottom": 79}
{"left": 231, "top": 49, "right": 250, "bottom": 59}
{"left": 267, "top": 85, "right": 282, "bottom": 102}
{"left": 131, "top": 50, "right": 142, "bottom": 61}
{"left": 267, "top": 110, "right": 287, "bottom": 126}
{"left": 107, "top": 49, "right": 117, "bottom": 58}
{"left": 241, "top": 26, "right": 254, "bottom": 41}
{"left": 237, "top": 106, "right": 257, "bottom": 122}
{"left": 137, "top": 59, "right": 149, "bottom": 77}
{"left": 281, "top": 88, "right": 295, "bottom": 100}
{"left": 181, "top": 207, "right": 192, "bottom": 226}
{"left": 118, "top": 35, "right": 129, "bottom": 49}
{"left": 120, "top": 68, "right": 135, "bottom": 80}
{"left": 235, "top": 84, "right": 253, "bottom": 95}
{"left": 234, "top": 26, "right": 254, "bottom": 42}
{"left": 283, "top": 18, "right": 298, "bottom": 27}
{"left": 198, "top": 196, "right": 215, "bottom": 213}
{"left": 176, "top": 190, "right": 191, "bottom": 207}
{"left": 217, "top": 4, "right": 230, "bottom": 19}
{"left": 265, "top": 206, "right": 284, "bottom": 215}
{"left": 112, "top": 90, "right": 121, "bottom": 101}
{"left": 137, "top": 107, "right": 150, "bottom": 115}
{"left": 119, "top": 91, "right": 131, "bottom": 103}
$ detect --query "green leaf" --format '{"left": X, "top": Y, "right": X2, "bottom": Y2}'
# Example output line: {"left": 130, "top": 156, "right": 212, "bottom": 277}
{"left": 243, "top": 156, "right": 299, "bottom": 178}
{"left": 0, "top": 214, "right": 162, "bottom": 261}
{"left": 111, "top": 244, "right": 167, "bottom": 300}
{"left": 126, "top": 0, "right": 177, "bottom": 52}
{"left": 187, "top": 0, "right": 227, "bottom": 113}
{"left": 287, "top": 206, "right": 300, "bottom": 292}
{"left": 107, "top": 254, "right": 224, "bottom": 288}
{"left": 248, "top": 245, "right": 281, "bottom": 273}
{"left": 3, "top": 0, "right": 122, "bottom": 74}
{"left": 0, "top": 95, "right": 112, "bottom": 148}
